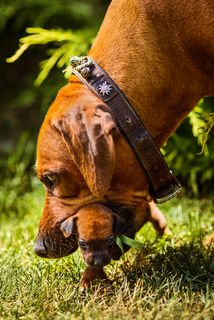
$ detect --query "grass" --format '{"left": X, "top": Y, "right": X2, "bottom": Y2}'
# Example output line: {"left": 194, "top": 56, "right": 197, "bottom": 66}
{"left": 0, "top": 182, "right": 214, "bottom": 319}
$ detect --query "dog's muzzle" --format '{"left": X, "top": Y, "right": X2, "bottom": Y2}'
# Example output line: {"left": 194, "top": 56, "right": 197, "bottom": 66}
{"left": 34, "top": 236, "right": 47, "bottom": 256}
{"left": 34, "top": 234, "right": 77, "bottom": 259}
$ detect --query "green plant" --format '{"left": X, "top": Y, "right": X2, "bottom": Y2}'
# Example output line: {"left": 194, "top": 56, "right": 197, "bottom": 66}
{"left": 198, "top": 113, "right": 214, "bottom": 154}
{"left": 0, "top": 130, "right": 36, "bottom": 218}
{"left": 7, "top": 27, "right": 96, "bottom": 85}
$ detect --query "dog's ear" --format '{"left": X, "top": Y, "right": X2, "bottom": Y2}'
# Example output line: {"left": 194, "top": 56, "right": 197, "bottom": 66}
{"left": 54, "top": 105, "right": 118, "bottom": 197}
{"left": 61, "top": 216, "right": 78, "bottom": 238}
{"left": 113, "top": 213, "right": 127, "bottom": 235}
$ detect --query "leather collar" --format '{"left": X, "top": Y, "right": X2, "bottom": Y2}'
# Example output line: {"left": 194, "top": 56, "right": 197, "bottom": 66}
{"left": 69, "top": 56, "right": 182, "bottom": 203}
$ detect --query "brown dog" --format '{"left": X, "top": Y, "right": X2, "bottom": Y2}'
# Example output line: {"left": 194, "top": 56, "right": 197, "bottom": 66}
{"left": 60, "top": 202, "right": 167, "bottom": 288}
{"left": 61, "top": 203, "right": 127, "bottom": 288}
{"left": 34, "top": 0, "right": 214, "bottom": 287}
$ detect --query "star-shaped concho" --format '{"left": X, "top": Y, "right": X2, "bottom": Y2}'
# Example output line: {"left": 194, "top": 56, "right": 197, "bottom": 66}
{"left": 98, "top": 81, "right": 112, "bottom": 96}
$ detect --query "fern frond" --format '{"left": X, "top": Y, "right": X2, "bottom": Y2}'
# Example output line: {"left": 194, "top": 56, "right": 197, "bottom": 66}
{"left": 198, "top": 112, "right": 214, "bottom": 154}
{"left": 6, "top": 27, "right": 95, "bottom": 85}
{"left": 188, "top": 107, "right": 204, "bottom": 142}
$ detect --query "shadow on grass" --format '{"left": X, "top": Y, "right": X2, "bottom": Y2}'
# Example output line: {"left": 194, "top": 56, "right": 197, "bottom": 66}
{"left": 114, "top": 239, "right": 214, "bottom": 294}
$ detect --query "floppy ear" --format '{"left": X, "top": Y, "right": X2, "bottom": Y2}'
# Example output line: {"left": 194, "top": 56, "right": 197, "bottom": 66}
{"left": 55, "top": 105, "right": 118, "bottom": 197}
{"left": 113, "top": 213, "right": 127, "bottom": 235}
{"left": 61, "top": 216, "right": 78, "bottom": 238}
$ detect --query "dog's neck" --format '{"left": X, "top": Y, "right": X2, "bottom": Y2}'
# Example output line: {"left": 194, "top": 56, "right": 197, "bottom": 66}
{"left": 89, "top": 0, "right": 214, "bottom": 148}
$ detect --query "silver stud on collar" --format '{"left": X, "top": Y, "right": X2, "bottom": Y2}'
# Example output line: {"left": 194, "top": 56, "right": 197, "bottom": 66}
{"left": 98, "top": 81, "right": 112, "bottom": 96}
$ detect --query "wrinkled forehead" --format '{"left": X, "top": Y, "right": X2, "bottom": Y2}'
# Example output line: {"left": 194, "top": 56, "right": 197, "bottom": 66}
{"left": 77, "top": 209, "right": 114, "bottom": 241}
{"left": 36, "top": 125, "right": 84, "bottom": 192}
{"left": 37, "top": 123, "right": 70, "bottom": 171}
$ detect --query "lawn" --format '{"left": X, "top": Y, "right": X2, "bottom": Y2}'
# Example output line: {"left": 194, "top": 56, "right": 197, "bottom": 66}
{"left": 0, "top": 183, "right": 214, "bottom": 320}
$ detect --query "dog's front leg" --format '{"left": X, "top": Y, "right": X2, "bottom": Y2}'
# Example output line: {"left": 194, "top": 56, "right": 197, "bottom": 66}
{"left": 80, "top": 266, "right": 110, "bottom": 291}
{"left": 144, "top": 202, "right": 172, "bottom": 235}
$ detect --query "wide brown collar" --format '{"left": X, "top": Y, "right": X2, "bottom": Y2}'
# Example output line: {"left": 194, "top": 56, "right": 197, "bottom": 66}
{"left": 69, "top": 56, "right": 182, "bottom": 203}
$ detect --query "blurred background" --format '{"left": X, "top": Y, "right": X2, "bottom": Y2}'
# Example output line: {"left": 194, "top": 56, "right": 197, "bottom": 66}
{"left": 1, "top": 0, "right": 214, "bottom": 218}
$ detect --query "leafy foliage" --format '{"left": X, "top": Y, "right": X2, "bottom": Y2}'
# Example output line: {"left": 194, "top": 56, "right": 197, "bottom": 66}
{"left": 7, "top": 27, "right": 96, "bottom": 85}
{"left": 198, "top": 113, "right": 214, "bottom": 154}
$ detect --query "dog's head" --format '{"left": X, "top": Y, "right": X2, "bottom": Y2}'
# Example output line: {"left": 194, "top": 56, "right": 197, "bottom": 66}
{"left": 60, "top": 204, "right": 126, "bottom": 269}
{"left": 34, "top": 80, "right": 150, "bottom": 259}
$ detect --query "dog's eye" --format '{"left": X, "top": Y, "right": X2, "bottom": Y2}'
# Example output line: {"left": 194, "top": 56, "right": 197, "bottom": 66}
{"left": 107, "top": 235, "right": 115, "bottom": 245}
{"left": 79, "top": 239, "right": 88, "bottom": 250}
{"left": 43, "top": 173, "right": 57, "bottom": 188}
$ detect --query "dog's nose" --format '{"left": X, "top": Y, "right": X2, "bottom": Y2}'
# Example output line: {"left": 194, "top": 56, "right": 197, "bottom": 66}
{"left": 93, "top": 257, "right": 105, "bottom": 269}
{"left": 34, "top": 238, "right": 47, "bottom": 256}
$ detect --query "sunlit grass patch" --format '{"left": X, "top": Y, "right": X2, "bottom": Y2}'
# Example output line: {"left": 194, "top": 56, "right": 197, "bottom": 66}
{"left": 0, "top": 186, "right": 214, "bottom": 319}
